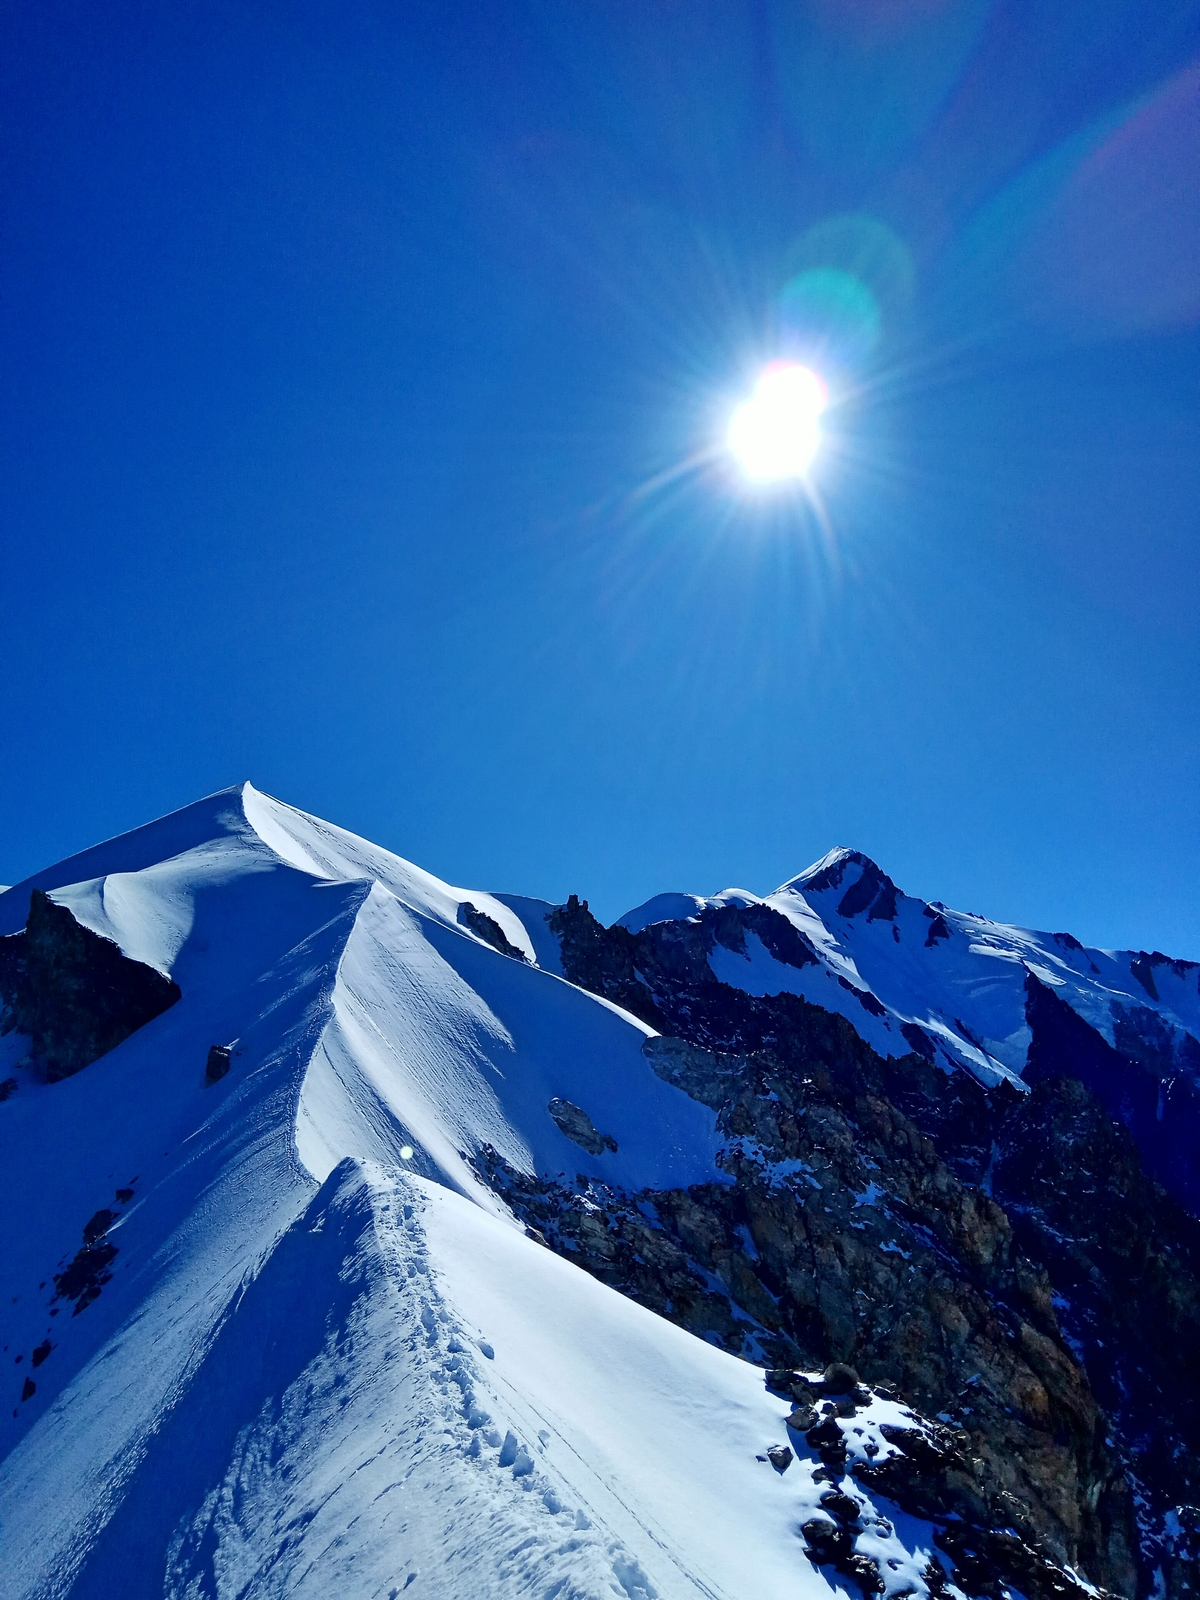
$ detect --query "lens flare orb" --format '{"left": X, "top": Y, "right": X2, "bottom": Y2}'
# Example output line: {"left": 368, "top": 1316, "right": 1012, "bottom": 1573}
{"left": 727, "top": 362, "right": 827, "bottom": 483}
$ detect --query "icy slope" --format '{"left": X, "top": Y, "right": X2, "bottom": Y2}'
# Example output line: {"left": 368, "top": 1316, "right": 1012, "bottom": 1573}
{"left": 620, "top": 847, "right": 1200, "bottom": 1091}
{"left": 0, "top": 782, "right": 723, "bottom": 1206}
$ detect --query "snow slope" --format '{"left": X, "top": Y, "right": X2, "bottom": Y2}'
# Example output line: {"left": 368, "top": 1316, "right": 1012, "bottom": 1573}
{"left": 1, "top": 785, "right": 951, "bottom": 1600}
{"left": 620, "top": 847, "right": 1200, "bottom": 1092}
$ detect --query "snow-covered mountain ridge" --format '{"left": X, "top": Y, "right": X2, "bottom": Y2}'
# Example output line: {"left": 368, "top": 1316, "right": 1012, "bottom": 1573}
{"left": 0, "top": 784, "right": 737, "bottom": 1600}
{"left": 1, "top": 787, "right": 1197, "bottom": 1600}
{"left": 616, "top": 847, "right": 1200, "bottom": 1215}
{"left": 622, "top": 845, "right": 1199, "bottom": 1096}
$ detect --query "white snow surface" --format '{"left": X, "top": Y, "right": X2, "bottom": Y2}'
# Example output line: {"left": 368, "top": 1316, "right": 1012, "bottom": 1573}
{"left": 3, "top": 784, "right": 949, "bottom": 1600}
{"left": 617, "top": 890, "right": 760, "bottom": 936}
{"left": 622, "top": 847, "right": 1200, "bottom": 1089}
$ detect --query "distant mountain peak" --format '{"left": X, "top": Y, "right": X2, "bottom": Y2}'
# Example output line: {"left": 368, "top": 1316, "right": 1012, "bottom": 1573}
{"left": 782, "top": 847, "right": 883, "bottom": 892}
{"left": 782, "top": 848, "right": 900, "bottom": 922}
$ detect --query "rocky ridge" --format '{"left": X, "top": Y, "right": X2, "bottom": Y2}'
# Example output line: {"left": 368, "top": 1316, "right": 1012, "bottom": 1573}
{"left": 472, "top": 894, "right": 1200, "bottom": 1600}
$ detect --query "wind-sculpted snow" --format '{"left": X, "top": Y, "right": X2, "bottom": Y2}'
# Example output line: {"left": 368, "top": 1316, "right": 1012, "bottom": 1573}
{"left": 293, "top": 881, "right": 723, "bottom": 1205}
{"left": 0, "top": 878, "right": 368, "bottom": 1596}
{"left": 0, "top": 783, "right": 768, "bottom": 1599}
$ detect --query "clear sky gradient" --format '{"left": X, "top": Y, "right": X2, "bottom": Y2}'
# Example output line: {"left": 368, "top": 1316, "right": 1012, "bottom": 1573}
{"left": 2, "top": 1, "right": 1197, "bottom": 955}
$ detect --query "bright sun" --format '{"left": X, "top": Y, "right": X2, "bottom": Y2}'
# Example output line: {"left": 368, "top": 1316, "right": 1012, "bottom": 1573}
{"left": 727, "top": 361, "right": 827, "bottom": 483}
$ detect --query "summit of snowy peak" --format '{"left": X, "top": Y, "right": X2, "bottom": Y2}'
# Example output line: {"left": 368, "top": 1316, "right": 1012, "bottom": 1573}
{"left": 781, "top": 847, "right": 881, "bottom": 893}
{"left": 0, "top": 781, "right": 537, "bottom": 968}
{"left": 0, "top": 783, "right": 261, "bottom": 940}
{"left": 238, "top": 783, "right": 537, "bottom": 961}
{"left": 779, "top": 849, "right": 901, "bottom": 923}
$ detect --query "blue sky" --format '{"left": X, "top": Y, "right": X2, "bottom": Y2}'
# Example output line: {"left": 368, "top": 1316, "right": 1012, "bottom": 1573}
{"left": 2, "top": 1, "right": 1197, "bottom": 954}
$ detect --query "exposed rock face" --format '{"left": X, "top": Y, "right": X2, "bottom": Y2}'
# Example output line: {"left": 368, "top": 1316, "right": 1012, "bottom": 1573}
{"left": 992, "top": 1074, "right": 1200, "bottom": 1589}
{"left": 490, "top": 894, "right": 1200, "bottom": 1599}
{"left": 0, "top": 890, "right": 180, "bottom": 1080}
{"left": 547, "top": 892, "right": 819, "bottom": 1030}
{"left": 205, "top": 1044, "right": 232, "bottom": 1084}
{"left": 52, "top": 1208, "right": 120, "bottom": 1314}
{"left": 481, "top": 1036, "right": 1135, "bottom": 1596}
{"left": 457, "top": 902, "right": 528, "bottom": 962}
{"left": 547, "top": 1096, "right": 618, "bottom": 1155}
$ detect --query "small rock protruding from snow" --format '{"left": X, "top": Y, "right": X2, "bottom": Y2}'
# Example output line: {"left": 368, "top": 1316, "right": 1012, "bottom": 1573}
{"left": 457, "top": 902, "right": 529, "bottom": 962}
{"left": 205, "top": 1044, "right": 232, "bottom": 1084}
{"left": 820, "top": 1490, "right": 863, "bottom": 1524}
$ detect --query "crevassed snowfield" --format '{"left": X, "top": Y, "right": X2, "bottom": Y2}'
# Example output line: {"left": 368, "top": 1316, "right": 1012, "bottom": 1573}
{"left": 2, "top": 784, "right": 938, "bottom": 1600}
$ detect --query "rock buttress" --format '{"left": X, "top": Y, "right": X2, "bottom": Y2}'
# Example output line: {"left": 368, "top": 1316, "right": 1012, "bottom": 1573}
{"left": 0, "top": 890, "right": 180, "bottom": 1080}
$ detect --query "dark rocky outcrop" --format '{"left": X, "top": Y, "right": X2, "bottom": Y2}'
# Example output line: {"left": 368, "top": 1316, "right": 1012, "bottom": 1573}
{"left": 480, "top": 1030, "right": 1135, "bottom": 1594}
{"left": 799, "top": 852, "right": 900, "bottom": 924}
{"left": 0, "top": 891, "right": 180, "bottom": 1080}
{"left": 778, "top": 1375, "right": 1111, "bottom": 1600}
{"left": 44, "top": 1183, "right": 139, "bottom": 1327}
{"left": 481, "top": 893, "right": 1200, "bottom": 1599}
{"left": 547, "top": 1096, "right": 617, "bottom": 1155}
{"left": 53, "top": 1209, "right": 120, "bottom": 1314}
{"left": 546, "top": 893, "right": 819, "bottom": 1033}
{"left": 991, "top": 1074, "right": 1200, "bottom": 1586}
{"left": 934, "top": 1524, "right": 1101, "bottom": 1600}
{"left": 205, "top": 1044, "right": 232, "bottom": 1084}
{"left": 457, "top": 902, "right": 528, "bottom": 962}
